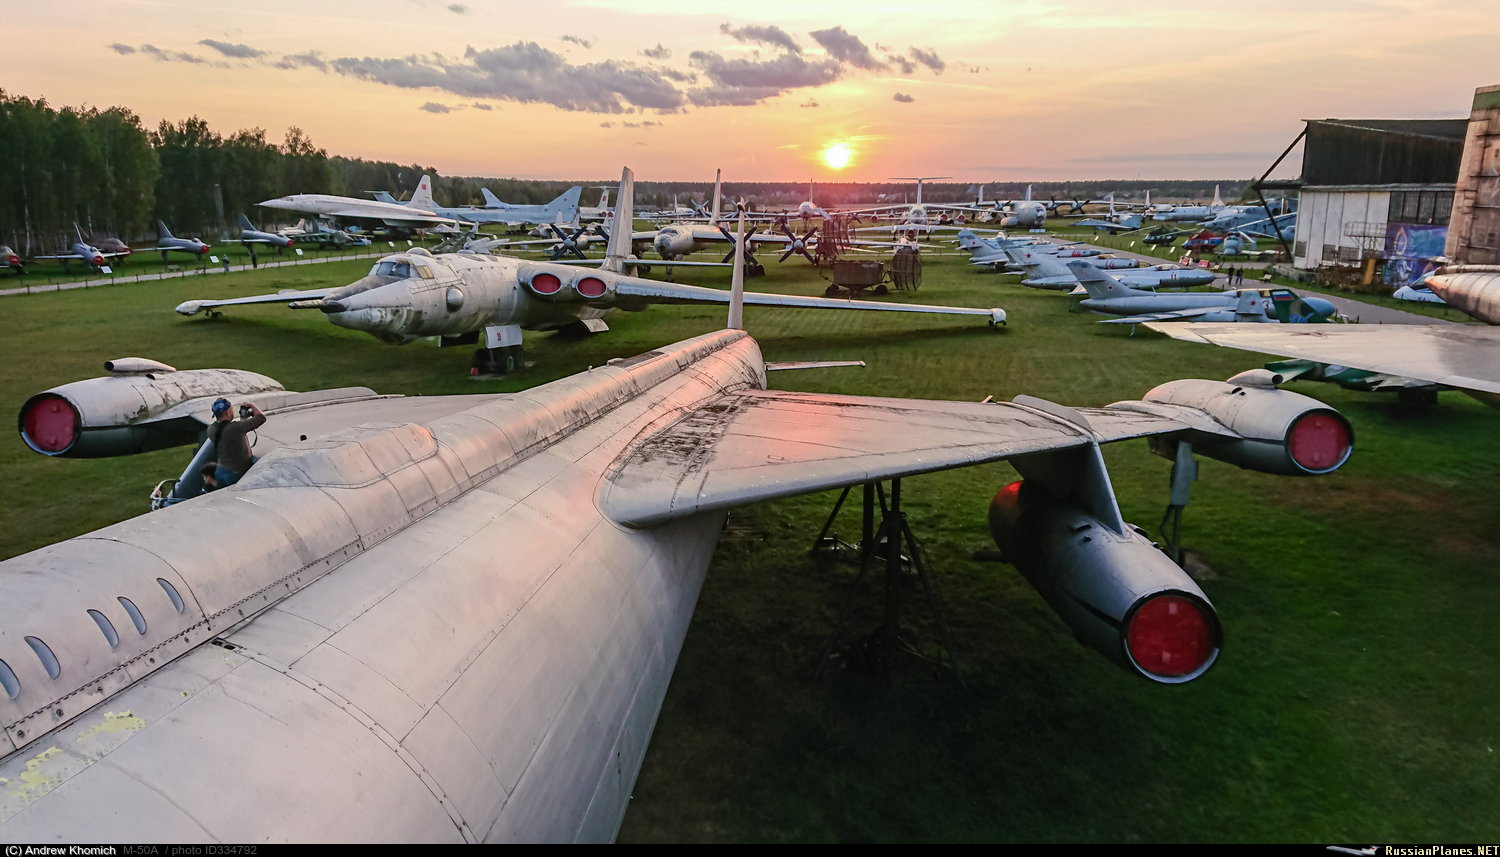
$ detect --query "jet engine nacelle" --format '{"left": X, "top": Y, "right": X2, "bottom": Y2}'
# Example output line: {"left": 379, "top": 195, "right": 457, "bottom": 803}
{"left": 988, "top": 480, "right": 1222, "bottom": 683}
{"left": 18, "top": 362, "right": 283, "bottom": 457}
{"left": 1139, "top": 379, "right": 1353, "bottom": 476}
{"left": 520, "top": 265, "right": 619, "bottom": 304}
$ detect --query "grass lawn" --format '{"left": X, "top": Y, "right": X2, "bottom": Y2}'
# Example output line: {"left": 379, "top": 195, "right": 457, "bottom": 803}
{"left": 1, "top": 238, "right": 1496, "bottom": 843}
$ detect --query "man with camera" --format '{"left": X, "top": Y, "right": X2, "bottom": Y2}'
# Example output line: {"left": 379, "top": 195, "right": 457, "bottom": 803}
{"left": 207, "top": 397, "right": 265, "bottom": 488}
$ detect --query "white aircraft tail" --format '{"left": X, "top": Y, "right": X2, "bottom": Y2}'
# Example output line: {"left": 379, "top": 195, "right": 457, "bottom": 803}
{"left": 710, "top": 169, "right": 722, "bottom": 222}
{"left": 480, "top": 188, "right": 504, "bottom": 208}
{"left": 728, "top": 208, "right": 746, "bottom": 330}
{"left": 1212, "top": 185, "right": 1223, "bottom": 208}
{"left": 157, "top": 220, "right": 175, "bottom": 240}
{"left": 1070, "top": 261, "right": 1152, "bottom": 299}
{"left": 408, "top": 175, "right": 436, "bottom": 211}
{"left": 596, "top": 186, "right": 610, "bottom": 209}
{"left": 1024, "top": 184, "right": 1033, "bottom": 202}
{"left": 237, "top": 213, "right": 255, "bottom": 231}
{"left": 603, "top": 166, "right": 634, "bottom": 273}
{"left": 544, "top": 186, "right": 583, "bottom": 226}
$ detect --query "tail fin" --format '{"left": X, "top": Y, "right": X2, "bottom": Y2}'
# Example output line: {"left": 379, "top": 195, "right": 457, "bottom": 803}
{"left": 371, "top": 191, "right": 398, "bottom": 203}
{"left": 1069, "top": 260, "right": 1151, "bottom": 299}
{"left": 728, "top": 208, "right": 746, "bottom": 330}
{"left": 547, "top": 186, "right": 583, "bottom": 225}
{"left": 407, "top": 175, "right": 435, "bottom": 211}
{"left": 1212, "top": 185, "right": 1223, "bottom": 208}
{"left": 597, "top": 186, "right": 610, "bottom": 209}
{"left": 710, "top": 169, "right": 722, "bottom": 222}
{"left": 157, "top": 220, "right": 174, "bottom": 240}
{"left": 1024, "top": 184, "right": 1033, "bottom": 202}
{"left": 237, "top": 213, "right": 254, "bottom": 231}
{"left": 1008, "top": 247, "right": 1071, "bottom": 280}
{"left": 480, "top": 188, "right": 503, "bottom": 208}
{"left": 603, "top": 166, "right": 634, "bottom": 274}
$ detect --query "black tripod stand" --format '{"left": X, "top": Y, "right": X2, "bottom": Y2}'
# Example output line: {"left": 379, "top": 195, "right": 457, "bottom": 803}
{"left": 811, "top": 479, "right": 965, "bottom": 687}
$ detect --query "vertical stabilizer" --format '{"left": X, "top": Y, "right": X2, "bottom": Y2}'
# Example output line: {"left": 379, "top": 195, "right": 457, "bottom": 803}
{"left": 710, "top": 169, "right": 722, "bottom": 222}
{"left": 603, "top": 166, "right": 634, "bottom": 273}
{"left": 408, "top": 175, "right": 436, "bottom": 211}
{"left": 728, "top": 208, "right": 746, "bottom": 330}
{"left": 1069, "top": 260, "right": 1154, "bottom": 299}
{"left": 237, "top": 213, "right": 254, "bottom": 231}
{"left": 597, "top": 186, "right": 610, "bottom": 209}
{"left": 1212, "top": 185, "right": 1222, "bottom": 208}
{"left": 481, "top": 188, "right": 503, "bottom": 208}
{"left": 157, "top": 220, "right": 174, "bottom": 240}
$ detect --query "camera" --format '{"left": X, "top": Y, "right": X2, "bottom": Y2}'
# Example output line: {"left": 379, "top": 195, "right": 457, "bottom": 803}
{"left": 238, "top": 405, "right": 252, "bottom": 418}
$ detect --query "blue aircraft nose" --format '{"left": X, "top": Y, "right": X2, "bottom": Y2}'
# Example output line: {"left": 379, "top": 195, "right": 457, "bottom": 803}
{"left": 1303, "top": 297, "right": 1338, "bottom": 320}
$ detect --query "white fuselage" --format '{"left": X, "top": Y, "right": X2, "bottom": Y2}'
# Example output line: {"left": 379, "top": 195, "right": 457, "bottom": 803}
{"left": 0, "top": 330, "right": 766, "bottom": 842}
{"left": 260, "top": 193, "right": 447, "bottom": 228}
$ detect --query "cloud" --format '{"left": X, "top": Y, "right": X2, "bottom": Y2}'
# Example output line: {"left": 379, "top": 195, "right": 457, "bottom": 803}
{"left": 599, "top": 121, "right": 615, "bottom": 128}
{"left": 139, "top": 44, "right": 210, "bottom": 64}
{"left": 108, "top": 43, "right": 135, "bottom": 55}
{"left": 688, "top": 85, "right": 785, "bottom": 107}
{"left": 621, "top": 120, "right": 661, "bottom": 128}
{"left": 808, "top": 26, "right": 884, "bottom": 71}
{"left": 799, "top": 99, "right": 819, "bottom": 108}
{"left": 470, "top": 101, "right": 493, "bottom": 110}
{"left": 641, "top": 43, "right": 670, "bottom": 60}
{"left": 447, "top": 3, "right": 467, "bottom": 12}
{"left": 275, "top": 51, "right": 328, "bottom": 71}
{"left": 687, "top": 49, "right": 841, "bottom": 105}
{"left": 719, "top": 23, "right": 801, "bottom": 54}
{"left": 893, "top": 92, "right": 915, "bottom": 102}
{"left": 560, "top": 34, "right": 592, "bottom": 49}
{"left": 198, "top": 39, "right": 267, "bottom": 59}
{"left": 420, "top": 102, "right": 454, "bottom": 113}
{"left": 885, "top": 54, "right": 915, "bottom": 74}
{"left": 327, "top": 42, "right": 686, "bottom": 113}
{"left": 909, "top": 46, "right": 944, "bottom": 73}
{"left": 656, "top": 66, "right": 696, "bottom": 83}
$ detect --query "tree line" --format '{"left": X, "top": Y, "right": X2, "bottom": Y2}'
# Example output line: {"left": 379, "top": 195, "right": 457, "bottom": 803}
{"left": 0, "top": 90, "right": 1253, "bottom": 254}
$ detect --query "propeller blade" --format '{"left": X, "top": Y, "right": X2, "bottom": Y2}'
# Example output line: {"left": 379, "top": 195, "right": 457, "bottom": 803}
{"left": 779, "top": 247, "right": 795, "bottom": 263}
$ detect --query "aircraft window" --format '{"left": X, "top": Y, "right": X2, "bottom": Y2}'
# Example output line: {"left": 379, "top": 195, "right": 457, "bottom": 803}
{"left": 0, "top": 659, "right": 17, "bottom": 699}
{"left": 414, "top": 265, "right": 435, "bottom": 279}
{"left": 372, "top": 260, "right": 413, "bottom": 278}
{"left": 118, "top": 596, "right": 147, "bottom": 635}
{"left": 157, "top": 578, "right": 186, "bottom": 614}
{"left": 88, "top": 609, "right": 120, "bottom": 648}
{"left": 25, "top": 636, "right": 60, "bottom": 680}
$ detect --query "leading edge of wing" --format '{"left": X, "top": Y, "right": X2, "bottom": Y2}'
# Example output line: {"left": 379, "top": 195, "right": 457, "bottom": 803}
{"left": 611, "top": 276, "right": 1006, "bottom": 323}
{"left": 598, "top": 389, "right": 1212, "bottom": 527}
{"left": 174, "top": 287, "right": 338, "bottom": 315}
{"left": 1145, "top": 323, "right": 1500, "bottom": 395}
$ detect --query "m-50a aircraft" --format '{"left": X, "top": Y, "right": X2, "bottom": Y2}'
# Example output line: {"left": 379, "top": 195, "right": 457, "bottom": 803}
{"left": 3, "top": 208, "right": 1353, "bottom": 839}
{"left": 178, "top": 169, "right": 1006, "bottom": 375}
{"left": 381, "top": 180, "right": 583, "bottom": 229}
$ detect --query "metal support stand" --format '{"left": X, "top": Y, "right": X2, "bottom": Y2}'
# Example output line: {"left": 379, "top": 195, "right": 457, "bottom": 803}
{"left": 1159, "top": 441, "right": 1196, "bottom": 564}
{"left": 813, "top": 479, "right": 966, "bottom": 687}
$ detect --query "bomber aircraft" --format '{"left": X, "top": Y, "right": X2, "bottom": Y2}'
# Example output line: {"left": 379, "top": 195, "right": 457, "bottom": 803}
{"left": 390, "top": 182, "right": 583, "bottom": 229}
{"left": 259, "top": 175, "right": 455, "bottom": 230}
{"left": 176, "top": 168, "right": 1007, "bottom": 376}
{"left": 1, "top": 206, "right": 1356, "bottom": 841}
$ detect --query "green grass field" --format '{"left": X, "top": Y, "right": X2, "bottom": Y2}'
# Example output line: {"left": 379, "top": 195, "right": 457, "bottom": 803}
{"left": 1, "top": 241, "right": 1497, "bottom": 843}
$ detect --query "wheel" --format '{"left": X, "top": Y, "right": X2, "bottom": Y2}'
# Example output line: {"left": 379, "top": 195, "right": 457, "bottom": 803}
{"left": 873, "top": 284, "right": 888, "bottom": 296}
{"left": 825, "top": 284, "right": 842, "bottom": 296}
{"left": 501, "top": 347, "right": 519, "bottom": 375}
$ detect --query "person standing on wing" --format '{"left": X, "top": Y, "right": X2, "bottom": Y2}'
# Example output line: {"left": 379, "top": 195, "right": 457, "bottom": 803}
{"left": 207, "top": 397, "right": 265, "bottom": 487}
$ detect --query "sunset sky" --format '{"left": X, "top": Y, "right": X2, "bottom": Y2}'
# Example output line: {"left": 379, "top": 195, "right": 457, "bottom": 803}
{"left": 8, "top": 0, "right": 1500, "bottom": 183}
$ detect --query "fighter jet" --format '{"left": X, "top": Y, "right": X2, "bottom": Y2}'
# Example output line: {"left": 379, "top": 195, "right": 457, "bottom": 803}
{"left": 3, "top": 219, "right": 1355, "bottom": 838}
{"left": 1070, "top": 262, "right": 1338, "bottom": 324}
{"left": 144, "top": 220, "right": 211, "bottom": 261}
{"left": 0, "top": 245, "right": 23, "bottom": 275}
{"left": 1003, "top": 249, "right": 1217, "bottom": 291}
{"left": 1147, "top": 266, "right": 1500, "bottom": 406}
{"left": 32, "top": 225, "right": 132, "bottom": 270}
{"left": 259, "top": 175, "right": 455, "bottom": 230}
{"left": 223, "top": 214, "right": 295, "bottom": 252}
{"left": 176, "top": 168, "right": 1007, "bottom": 376}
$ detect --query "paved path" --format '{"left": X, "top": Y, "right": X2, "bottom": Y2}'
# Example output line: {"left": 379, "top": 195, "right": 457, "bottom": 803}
{"left": 0, "top": 250, "right": 390, "bottom": 298}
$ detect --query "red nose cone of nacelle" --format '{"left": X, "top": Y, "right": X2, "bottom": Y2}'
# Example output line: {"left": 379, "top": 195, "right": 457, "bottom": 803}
{"left": 92, "top": 256, "right": 105, "bottom": 266}
{"left": 19, "top": 394, "right": 81, "bottom": 455}
{"left": 1287, "top": 411, "right": 1353, "bottom": 473}
{"left": 199, "top": 244, "right": 210, "bottom": 254}
{"left": 1125, "top": 594, "right": 1218, "bottom": 680}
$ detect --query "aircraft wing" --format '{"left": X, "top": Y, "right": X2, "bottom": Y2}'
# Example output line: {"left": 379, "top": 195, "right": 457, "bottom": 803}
{"left": 174, "top": 288, "right": 338, "bottom": 315}
{"left": 606, "top": 276, "right": 1006, "bottom": 323}
{"left": 1100, "top": 307, "right": 1228, "bottom": 324}
{"left": 1073, "top": 219, "right": 1139, "bottom": 234}
{"left": 33, "top": 251, "right": 129, "bottom": 261}
{"left": 598, "top": 389, "right": 1232, "bottom": 527}
{"left": 1144, "top": 323, "right": 1500, "bottom": 395}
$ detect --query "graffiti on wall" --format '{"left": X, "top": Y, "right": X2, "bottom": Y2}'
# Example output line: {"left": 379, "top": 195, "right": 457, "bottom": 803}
{"left": 1384, "top": 223, "right": 1448, "bottom": 286}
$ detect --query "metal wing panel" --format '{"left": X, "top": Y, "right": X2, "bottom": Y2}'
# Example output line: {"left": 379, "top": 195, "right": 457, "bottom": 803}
{"left": 610, "top": 276, "right": 1004, "bottom": 321}
{"left": 1145, "top": 324, "right": 1500, "bottom": 395}
{"left": 600, "top": 390, "right": 1105, "bottom": 527}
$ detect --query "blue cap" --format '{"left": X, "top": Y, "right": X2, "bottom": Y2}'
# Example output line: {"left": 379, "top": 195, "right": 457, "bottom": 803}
{"left": 212, "top": 398, "right": 232, "bottom": 417}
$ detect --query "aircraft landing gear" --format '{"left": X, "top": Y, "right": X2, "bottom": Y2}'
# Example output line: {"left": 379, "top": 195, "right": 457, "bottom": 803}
{"left": 471, "top": 345, "right": 524, "bottom": 376}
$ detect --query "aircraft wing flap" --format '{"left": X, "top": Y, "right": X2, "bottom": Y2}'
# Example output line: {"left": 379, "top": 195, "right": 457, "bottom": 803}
{"left": 1146, "top": 323, "right": 1500, "bottom": 395}
{"left": 599, "top": 390, "right": 1215, "bottom": 527}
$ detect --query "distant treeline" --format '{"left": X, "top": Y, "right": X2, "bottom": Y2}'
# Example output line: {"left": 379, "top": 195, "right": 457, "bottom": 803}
{"left": 1, "top": 91, "right": 1250, "bottom": 253}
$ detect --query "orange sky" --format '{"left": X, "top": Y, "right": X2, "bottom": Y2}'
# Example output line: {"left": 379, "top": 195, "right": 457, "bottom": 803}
{"left": 8, "top": 0, "right": 1500, "bottom": 182}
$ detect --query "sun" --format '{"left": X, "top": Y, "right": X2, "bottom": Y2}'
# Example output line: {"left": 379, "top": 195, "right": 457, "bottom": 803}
{"left": 821, "top": 141, "right": 854, "bottom": 170}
